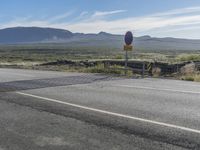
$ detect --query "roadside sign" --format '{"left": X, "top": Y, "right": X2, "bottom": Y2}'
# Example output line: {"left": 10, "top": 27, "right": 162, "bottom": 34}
{"left": 124, "top": 31, "right": 134, "bottom": 75}
{"left": 124, "top": 31, "right": 133, "bottom": 51}
{"left": 124, "top": 31, "right": 133, "bottom": 45}
{"left": 124, "top": 45, "right": 133, "bottom": 51}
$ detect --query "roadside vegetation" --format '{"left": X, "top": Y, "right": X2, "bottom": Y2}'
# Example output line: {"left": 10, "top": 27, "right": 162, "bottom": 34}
{"left": 181, "top": 74, "right": 200, "bottom": 82}
{"left": 178, "top": 63, "right": 200, "bottom": 82}
{"left": 2, "top": 45, "right": 200, "bottom": 63}
{"left": 23, "top": 63, "right": 133, "bottom": 77}
{"left": 84, "top": 63, "right": 133, "bottom": 76}
{"left": 176, "top": 54, "right": 200, "bottom": 62}
{"left": 0, "top": 45, "right": 200, "bottom": 81}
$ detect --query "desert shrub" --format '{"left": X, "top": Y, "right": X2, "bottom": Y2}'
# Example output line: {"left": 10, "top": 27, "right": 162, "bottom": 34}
{"left": 178, "top": 62, "right": 200, "bottom": 82}
{"left": 181, "top": 74, "right": 200, "bottom": 82}
{"left": 115, "top": 55, "right": 123, "bottom": 59}
{"left": 177, "top": 54, "right": 200, "bottom": 61}
{"left": 152, "top": 67, "right": 161, "bottom": 77}
{"left": 85, "top": 63, "right": 132, "bottom": 76}
{"left": 126, "top": 70, "right": 133, "bottom": 77}
{"left": 194, "top": 74, "right": 200, "bottom": 82}
{"left": 180, "top": 63, "right": 196, "bottom": 75}
{"left": 181, "top": 76, "right": 194, "bottom": 81}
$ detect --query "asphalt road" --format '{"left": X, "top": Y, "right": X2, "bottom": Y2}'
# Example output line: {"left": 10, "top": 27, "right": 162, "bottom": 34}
{"left": 0, "top": 68, "right": 200, "bottom": 150}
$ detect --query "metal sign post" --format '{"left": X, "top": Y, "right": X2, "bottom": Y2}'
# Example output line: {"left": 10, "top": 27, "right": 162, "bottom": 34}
{"left": 125, "top": 50, "right": 128, "bottom": 75}
{"left": 124, "top": 31, "right": 133, "bottom": 76}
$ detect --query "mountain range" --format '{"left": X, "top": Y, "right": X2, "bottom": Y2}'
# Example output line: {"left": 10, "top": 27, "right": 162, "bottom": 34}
{"left": 0, "top": 27, "right": 200, "bottom": 51}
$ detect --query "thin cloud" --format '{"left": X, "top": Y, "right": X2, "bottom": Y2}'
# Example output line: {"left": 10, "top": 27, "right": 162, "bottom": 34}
{"left": 69, "top": 11, "right": 89, "bottom": 23}
{"left": 63, "top": 6, "right": 200, "bottom": 35}
{"left": 80, "top": 11, "right": 89, "bottom": 17}
{"left": 1, "top": 6, "right": 200, "bottom": 38}
{"left": 151, "top": 6, "right": 200, "bottom": 17}
{"left": 47, "top": 11, "right": 74, "bottom": 22}
{"left": 92, "top": 10, "right": 127, "bottom": 17}
{"left": 63, "top": 10, "right": 200, "bottom": 34}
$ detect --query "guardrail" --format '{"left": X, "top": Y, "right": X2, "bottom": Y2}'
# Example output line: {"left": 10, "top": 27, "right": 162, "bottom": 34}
{"left": 195, "top": 62, "right": 200, "bottom": 71}
{"left": 41, "top": 59, "right": 200, "bottom": 77}
{"left": 102, "top": 60, "right": 200, "bottom": 77}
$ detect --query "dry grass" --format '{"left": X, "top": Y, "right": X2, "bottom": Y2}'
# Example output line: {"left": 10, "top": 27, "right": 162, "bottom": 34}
{"left": 152, "top": 67, "right": 161, "bottom": 77}
{"left": 179, "top": 63, "right": 200, "bottom": 82}
{"left": 176, "top": 54, "right": 200, "bottom": 61}
{"left": 180, "top": 63, "right": 196, "bottom": 75}
{"left": 181, "top": 74, "right": 200, "bottom": 82}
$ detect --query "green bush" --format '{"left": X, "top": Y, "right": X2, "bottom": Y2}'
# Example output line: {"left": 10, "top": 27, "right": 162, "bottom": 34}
{"left": 181, "top": 74, "right": 200, "bottom": 82}
{"left": 177, "top": 54, "right": 200, "bottom": 61}
{"left": 114, "top": 55, "right": 123, "bottom": 59}
{"left": 85, "top": 63, "right": 132, "bottom": 76}
{"left": 181, "top": 76, "right": 194, "bottom": 81}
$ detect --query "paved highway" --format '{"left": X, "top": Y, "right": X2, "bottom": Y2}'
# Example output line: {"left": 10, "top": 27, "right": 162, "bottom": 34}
{"left": 0, "top": 68, "right": 200, "bottom": 150}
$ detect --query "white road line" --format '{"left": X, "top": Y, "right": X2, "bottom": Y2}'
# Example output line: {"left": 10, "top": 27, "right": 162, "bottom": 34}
{"left": 16, "top": 91, "right": 200, "bottom": 134}
{"left": 115, "top": 85, "right": 200, "bottom": 94}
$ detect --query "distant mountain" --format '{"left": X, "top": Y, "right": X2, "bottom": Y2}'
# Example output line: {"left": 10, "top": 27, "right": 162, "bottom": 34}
{"left": 0, "top": 27, "right": 200, "bottom": 51}
{"left": 0, "top": 27, "right": 73, "bottom": 44}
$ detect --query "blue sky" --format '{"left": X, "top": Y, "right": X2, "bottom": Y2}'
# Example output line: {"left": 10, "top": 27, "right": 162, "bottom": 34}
{"left": 1, "top": 0, "right": 200, "bottom": 38}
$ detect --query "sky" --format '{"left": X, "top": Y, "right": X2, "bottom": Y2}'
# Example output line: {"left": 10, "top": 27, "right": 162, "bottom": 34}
{"left": 1, "top": 0, "right": 200, "bottom": 39}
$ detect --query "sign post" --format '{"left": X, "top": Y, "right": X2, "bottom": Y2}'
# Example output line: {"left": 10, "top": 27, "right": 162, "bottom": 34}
{"left": 124, "top": 31, "right": 133, "bottom": 76}
{"left": 125, "top": 50, "right": 128, "bottom": 75}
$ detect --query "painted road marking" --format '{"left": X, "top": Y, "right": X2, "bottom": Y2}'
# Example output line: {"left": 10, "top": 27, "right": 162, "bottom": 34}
{"left": 115, "top": 85, "right": 200, "bottom": 94}
{"left": 16, "top": 91, "right": 200, "bottom": 134}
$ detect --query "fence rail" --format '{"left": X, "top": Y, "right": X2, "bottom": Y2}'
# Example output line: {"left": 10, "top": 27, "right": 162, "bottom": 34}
{"left": 102, "top": 60, "right": 200, "bottom": 76}
{"left": 41, "top": 59, "right": 200, "bottom": 77}
{"left": 195, "top": 62, "right": 200, "bottom": 71}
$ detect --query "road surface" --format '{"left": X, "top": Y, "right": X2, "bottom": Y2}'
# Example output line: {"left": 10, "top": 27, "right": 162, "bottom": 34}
{"left": 0, "top": 68, "right": 200, "bottom": 150}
